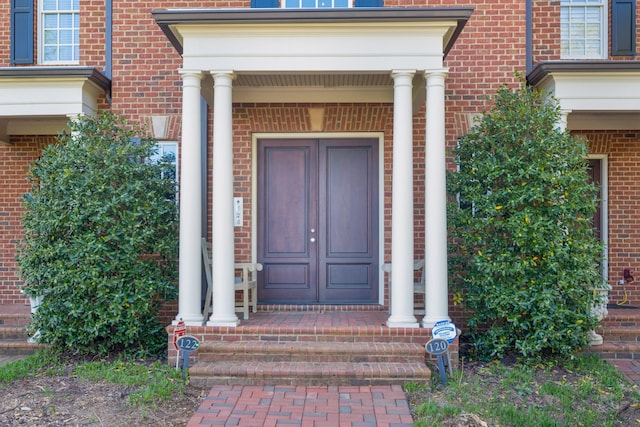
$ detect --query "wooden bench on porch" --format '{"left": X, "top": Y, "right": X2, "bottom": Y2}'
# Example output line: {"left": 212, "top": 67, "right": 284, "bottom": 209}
{"left": 381, "top": 259, "right": 426, "bottom": 315}
{"left": 201, "top": 238, "right": 262, "bottom": 320}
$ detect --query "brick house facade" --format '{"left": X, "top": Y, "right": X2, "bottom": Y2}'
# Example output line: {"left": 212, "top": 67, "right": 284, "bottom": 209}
{"left": 1, "top": 1, "right": 639, "bottom": 329}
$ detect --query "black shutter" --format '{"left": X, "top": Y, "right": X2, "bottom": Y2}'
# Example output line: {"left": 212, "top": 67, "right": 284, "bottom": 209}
{"left": 354, "top": 0, "right": 383, "bottom": 6}
{"left": 612, "top": 0, "right": 636, "bottom": 56}
{"left": 251, "top": 0, "right": 279, "bottom": 7}
{"left": 11, "top": 0, "right": 34, "bottom": 65}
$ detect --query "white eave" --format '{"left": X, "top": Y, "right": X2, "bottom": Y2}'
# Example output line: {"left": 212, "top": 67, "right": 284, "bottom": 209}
{"left": 0, "top": 67, "right": 110, "bottom": 143}
{"left": 528, "top": 61, "right": 640, "bottom": 130}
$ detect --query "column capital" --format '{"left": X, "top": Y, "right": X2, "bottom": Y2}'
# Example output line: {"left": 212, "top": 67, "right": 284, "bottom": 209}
{"left": 423, "top": 68, "right": 449, "bottom": 79}
{"left": 210, "top": 70, "right": 236, "bottom": 79}
{"left": 178, "top": 69, "right": 203, "bottom": 79}
{"left": 391, "top": 69, "right": 416, "bottom": 80}
{"left": 557, "top": 109, "right": 572, "bottom": 131}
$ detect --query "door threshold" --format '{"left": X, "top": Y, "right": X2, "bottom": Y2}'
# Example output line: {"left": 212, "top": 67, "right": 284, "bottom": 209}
{"left": 257, "top": 303, "right": 386, "bottom": 312}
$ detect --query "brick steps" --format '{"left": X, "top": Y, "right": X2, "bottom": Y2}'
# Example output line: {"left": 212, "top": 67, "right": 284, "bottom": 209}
{"left": 174, "top": 308, "right": 436, "bottom": 387}
{"left": 590, "top": 307, "right": 640, "bottom": 362}
{"left": 189, "top": 360, "right": 431, "bottom": 387}
{"left": 0, "top": 306, "right": 44, "bottom": 357}
{"left": 197, "top": 341, "right": 425, "bottom": 363}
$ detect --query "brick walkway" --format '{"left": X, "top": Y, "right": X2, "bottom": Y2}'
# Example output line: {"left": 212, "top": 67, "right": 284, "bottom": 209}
{"left": 186, "top": 384, "right": 414, "bottom": 427}
{"left": 608, "top": 359, "right": 640, "bottom": 386}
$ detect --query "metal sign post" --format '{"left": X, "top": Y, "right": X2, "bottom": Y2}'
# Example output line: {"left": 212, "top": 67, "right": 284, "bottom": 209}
{"left": 425, "top": 338, "right": 449, "bottom": 385}
{"left": 427, "top": 319, "right": 457, "bottom": 385}
{"left": 176, "top": 335, "right": 200, "bottom": 381}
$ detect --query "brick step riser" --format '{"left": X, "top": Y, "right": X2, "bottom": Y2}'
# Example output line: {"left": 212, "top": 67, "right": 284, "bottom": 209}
{"left": 197, "top": 353, "right": 425, "bottom": 363}
{"left": 599, "top": 333, "right": 640, "bottom": 342}
{"left": 600, "top": 322, "right": 640, "bottom": 329}
{"left": 586, "top": 341, "right": 640, "bottom": 359}
{"left": 188, "top": 362, "right": 431, "bottom": 388}
{"left": 189, "top": 375, "right": 427, "bottom": 387}
{"left": 185, "top": 334, "right": 429, "bottom": 345}
{"left": 0, "top": 330, "right": 30, "bottom": 341}
{"left": 590, "top": 351, "right": 640, "bottom": 361}
{"left": 0, "top": 318, "right": 33, "bottom": 329}
{"left": 0, "top": 342, "right": 45, "bottom": 357}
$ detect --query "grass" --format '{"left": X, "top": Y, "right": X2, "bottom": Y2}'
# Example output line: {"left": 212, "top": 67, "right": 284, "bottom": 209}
{"left": 406, "top": 353, "right": 640, "bottom": 427}
{"left": 0, "top": 349, "right": 185, "bottom": 407}
{"left": 0, "top": 349, "right": 64, "bottom": 382}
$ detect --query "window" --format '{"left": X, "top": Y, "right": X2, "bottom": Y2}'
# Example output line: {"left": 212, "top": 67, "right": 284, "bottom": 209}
{"left": 560, "top": 0, "right": 606, "bottom": 59}
{"left": 149, "top": 142, "right": 179, "bottom": 200}
{"left": 283, "top": 0, "right": 351, "bottom": 7}
{"left": 250, "top": 0, "right": 381, "bottom": 8}
{"left": 40, "top": 0, "right": 80, "bottom": 63}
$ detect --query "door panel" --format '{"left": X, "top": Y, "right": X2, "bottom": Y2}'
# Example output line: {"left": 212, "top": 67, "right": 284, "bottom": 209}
{"left": 258, "top": 138, "right": 378, "bottom": 304}
{"left": 258, "top": 140, "right": 317, "bottom": 302}
{"left": 319, "top": 140, "right": 378, "bottom": 302}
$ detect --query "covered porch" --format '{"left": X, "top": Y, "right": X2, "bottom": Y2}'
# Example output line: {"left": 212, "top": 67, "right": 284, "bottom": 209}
{"left": 153, "top": 8, "right": 473, "bottom": 329}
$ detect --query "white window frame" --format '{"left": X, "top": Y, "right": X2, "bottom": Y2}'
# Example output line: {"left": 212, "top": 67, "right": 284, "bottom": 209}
{"left": 38, "top": 0, "right": 80, "bottom": 64}
{"left": 149, "top": 141, "right": 179, "bottom": 200}
{"left": 281, "top": 0, "right": 353, "bottom": 8}
{"left": 560, "top": 0, "right": 608, "bottom": 59}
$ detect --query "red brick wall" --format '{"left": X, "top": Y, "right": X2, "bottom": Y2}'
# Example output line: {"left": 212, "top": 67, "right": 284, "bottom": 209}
{"left": 2, "top": 0, "right": 639, "bottom": 318}
{"left": 0, "top": 136, "right": 53, "bottom": 304}
{"left": 579, "top": 130, "right": 640, "bottom": 304}
{"left": 531, "top": 0, "right": 561, "bottom": 63}
{"left": 0, "top": 1, "right": 11, "bottom": 67}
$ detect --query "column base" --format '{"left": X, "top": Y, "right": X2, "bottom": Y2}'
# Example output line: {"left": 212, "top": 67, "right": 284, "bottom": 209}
{"left": 207, "top": 316, "right": 241, "bottom": 327}
{"left": 386, "top": 315, "right": 419, "bottom": 328}
{"left": 421, "top": 315, "right": 451, "bottom": 329}
{"left": 174, "top": 314, "right": 204, "bottom": 326}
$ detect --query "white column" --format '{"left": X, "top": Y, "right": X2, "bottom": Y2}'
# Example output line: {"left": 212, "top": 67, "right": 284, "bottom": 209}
{"left": 558, "top": 109, "right": 571, "bottom": 131}
{"left": 422, "top": 69, "right": 450, "bottom": 328}
{"left": 207, "top": 71, "right": 239, "bottom": 326}
{"left": 387, "top": 70, "right": 419, "bottom": 328}
{"left": 176, "top": 70, "right": 204, "bottom": 325}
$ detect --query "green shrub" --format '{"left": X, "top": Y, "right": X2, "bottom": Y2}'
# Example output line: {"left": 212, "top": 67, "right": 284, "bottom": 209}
{"left": 17, "top": 112, "right": 178, "bottom": 357}
{"left": 448, "top": 79, "right": 603, "bottom": 361}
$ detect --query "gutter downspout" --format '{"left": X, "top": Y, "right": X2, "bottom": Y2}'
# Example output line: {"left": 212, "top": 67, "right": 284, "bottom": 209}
{"left": 105, "top": 0, "right": 113, "bottom": 103}
{"left": 526, "top": 0, "right": 532, "bottom": 73}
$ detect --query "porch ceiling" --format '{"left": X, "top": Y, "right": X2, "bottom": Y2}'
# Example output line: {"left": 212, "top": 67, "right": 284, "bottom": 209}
{"left": 0, "top": 67, "right": 110, "bottom": 143}
{"left": 227, "top": 72, "right": 398, "bottom": 104}
{"left": 528, "top": 61, "right": 640, "bottom": 131}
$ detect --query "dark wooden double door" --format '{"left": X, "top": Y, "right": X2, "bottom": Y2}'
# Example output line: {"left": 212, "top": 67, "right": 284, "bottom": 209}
{"left": 257, "top": 138, "right": 379, "bottom": 304}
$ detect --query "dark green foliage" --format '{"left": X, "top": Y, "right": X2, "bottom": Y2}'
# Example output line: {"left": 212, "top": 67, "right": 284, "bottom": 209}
{"left": 448, "top": 80, "right": 603, "bottom": 361}
{"left": 18, "top": 112, "right": 178, "bottom": 357}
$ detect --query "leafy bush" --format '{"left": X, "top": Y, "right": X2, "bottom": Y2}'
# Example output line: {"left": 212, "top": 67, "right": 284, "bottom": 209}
{"left": 448, "top": 80, "right": 603, "bottom": 360}
{"left": 18, "top": 112, "right": 178, "bottom": 357}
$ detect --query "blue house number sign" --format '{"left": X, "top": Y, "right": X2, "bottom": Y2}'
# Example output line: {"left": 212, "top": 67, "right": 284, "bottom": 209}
{"left": 176, "top": 335, "right": 200, "bottom": 351}
{"left": 176, "top": 335, "right": 200, "bottom": 380}
{"left": 425, "top": 338, "right": 449, "bottom": 355}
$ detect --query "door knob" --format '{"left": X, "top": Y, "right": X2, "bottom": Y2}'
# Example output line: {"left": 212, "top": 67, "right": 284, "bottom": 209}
{"left": 310, "top": 237, "right": 316, "bottom": 243}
